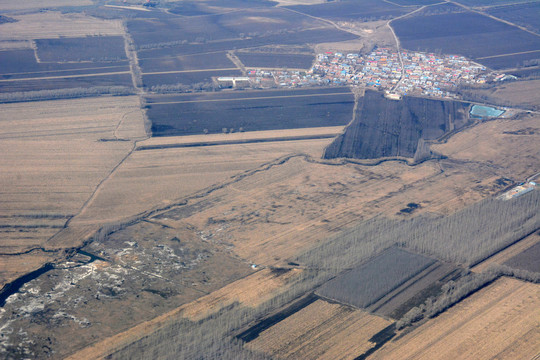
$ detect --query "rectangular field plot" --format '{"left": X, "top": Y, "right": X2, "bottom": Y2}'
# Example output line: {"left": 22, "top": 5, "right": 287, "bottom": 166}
{"left": 316, "top": 247, "right": 436, "bottom": 309}
{"left": 142, "top": 69, "right": 241, "bottom": 87}
{"left": 139, "top": 51, "right": 235, "bottom": 73}
{"left": 246, "top": 299, "right": 393, "bottom": 360}
{"left": 236, "top": 52, "right": 314, "bottom": 69}
{"left": 0, "top": 74, "right": 133, "bottom": 93}
{"left": 128, "top": 8, "right": 327, "bottom": 47}
{"left": 370, "top": 277, "right": 540, "bottom": 360}
{"left": 286, "top": 0, "right": 411, "bottom": 21}
{"left": 135, "top": 28, "right": 357, "bottom": 58}
{"left": 145, "top": 87, "right": 354, "bottom": 136}
{"left": 487, "top": 2, "right": 540, "bottom": 34}
{"left": 392, "top": 10, "right": 540, "bottom": 68}
{"left": 35, "top": 36, "right": 127, "bottom": 62}
{"left": 503, "top": 233, "right": 540, "bottom": 272}
{"left": 476, "top": 50, "right": 540, "bottom": 70}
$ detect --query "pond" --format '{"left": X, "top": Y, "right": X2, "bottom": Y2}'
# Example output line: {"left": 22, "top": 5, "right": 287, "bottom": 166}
{"left": 470, "top": 105, "right": 505, "bottom": 118}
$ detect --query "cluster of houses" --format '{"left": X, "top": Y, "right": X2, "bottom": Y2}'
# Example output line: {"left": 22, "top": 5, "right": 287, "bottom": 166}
{"left": 246, "top": 48, "right": 502, "bottom": 99}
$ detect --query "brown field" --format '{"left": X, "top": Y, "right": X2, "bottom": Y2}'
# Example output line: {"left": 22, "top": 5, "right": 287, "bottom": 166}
{"left": 0, "top": 12, "right": 123, "bottom": 41}
{"left": 432, "top": 114, "right": 540, "bottom": 180}
{"left": 370, "top": 277, "right": 540, "bottom": 360}
{"left": 247, "top": 299, "right": 393, "bottom": 360}
{"left": 473, "top": 79, "right": 540, "bottom": 109}
{"left": 136, "top": 126, "right": 344, "bottom": 149}
{"left": 472, "top": 230, "right": 540, "bottom": 272}
{"left": 71, "top": 137, "right": 335, "bottom": 225}
{"left": 0, "top": 96, "right": 145, "bottom": 284}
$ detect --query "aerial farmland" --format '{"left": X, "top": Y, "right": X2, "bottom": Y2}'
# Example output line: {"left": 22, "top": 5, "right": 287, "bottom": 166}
{"left": 0, "top": 0, "right": 538, "bottom": 359}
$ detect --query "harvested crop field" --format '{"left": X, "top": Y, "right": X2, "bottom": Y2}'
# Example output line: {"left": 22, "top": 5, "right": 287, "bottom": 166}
{"left": 236, "top": 52, "right": 314, "bottom": 69}
{"left": 0, "top": 96, "right": 146, "bottom": 283}
{"left": 35, "top": 36, "right": 127, "bottom": 62}
{"left": 71, "top": 137, "right": 335, "bottom": 225}
{"left": 142, "top": 69, "right": 241, "bottom": 87}
{"left": 432, "top": 114, "right": 540, "bottom": 179}
{"left": 128, "top": 8, "right": 327, "bottom": 47}
{"left": 472, "top": 230, "right": 540, "bottom": 272}
{"left": 134, "top": 28, "right": 357, "bottom": 58}
{"left": 503, "top": 233, "right": 540, "bottom": 272}
{"left": 392, "top": 9, "right": 540, "bottom": 68}
{"left": 486, "top": 3, "right": 540, "bottom": 34}
{"left": 316, "top": 248, "right": 436, "bottom": 309}
{"left": 246, "top": 299, "right": 393, "bottom": 360}
{"left": 0, "top": 73, "right": 133, "bottom": 93}
{"left": 0, "top": 12, "right": 123, "bottom": 41}
{"left": 145, "top": 87, "right": 354, "bottom": 136}
{"left": 286, "top": 0, "right": 411, "bottom": 21}
{"left": 371, "top": 277, "right": 540, "bottom": 360}
{"left": 138, "top": 51, "right": 236, "bottom": 72}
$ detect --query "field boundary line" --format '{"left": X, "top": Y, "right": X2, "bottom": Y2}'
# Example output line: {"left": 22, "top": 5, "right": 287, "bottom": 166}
{"left": 476, "top": 49, "right": 540, "bottom": 60}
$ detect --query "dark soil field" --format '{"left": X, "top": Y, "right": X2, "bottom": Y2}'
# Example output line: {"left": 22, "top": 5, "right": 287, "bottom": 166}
{"left": 486, "top": 2, "right": 540, "bottom": 34}
{"left": 477, "top": 51, "right": 540, "bottom": 70}
{"left": 142, "top": 69, "right": 241, "bottom": 87}
{"left": 286, "top": 0, "right": 411, "bottom": 21}
{"left": 503, "top": 233, "right": 540, "bottom": 272}
{"left": 0, "top": 50, "right": 124, "bottom": 74}
{"left": 139, "top": 51, "right": 235, "bottom": 72}
{"left": 316, "top": 247, "right": 436, "bottom": 309}
{"left": 454, "top": 0, "right": 535, "bottom": 6}
{"left": 0, "top": 74, "right": 133, "bottom": 93}
{"left": 389, "top": 0, "right": 441, "bottom": 5}
{"left": 392, "top": 10, "right": 540, "bottom": 68}
{"left": 129, "top": 8, "right": 326, "bottom": 48}
{"left": 145, "top": 87, "right": 354, "bottom": 136}
{"left": 324, "top": 90, "right": 470, "bottom": 160}
{"left": 134, "top": 28, "right": 357, "bottom": 58}
{"left": 35, "top": 36, "right": 127, "bottom": 62}
{"left": 236, "top": 52, "right": 314, "bottom": 69}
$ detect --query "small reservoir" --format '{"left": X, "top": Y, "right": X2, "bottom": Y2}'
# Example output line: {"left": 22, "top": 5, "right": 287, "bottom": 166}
{"left": 470, "top": 105, "right": 505, "bottom": 118}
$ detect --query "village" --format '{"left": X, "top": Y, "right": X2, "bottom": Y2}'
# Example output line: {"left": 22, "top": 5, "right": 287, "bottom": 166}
{"left": 246, "top": 48, "right": 507, "bottom": 99}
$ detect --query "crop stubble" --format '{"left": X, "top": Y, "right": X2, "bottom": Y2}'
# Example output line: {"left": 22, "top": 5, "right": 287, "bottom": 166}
{"left": 370, "top": 277, "right": 540, "bottom": 360}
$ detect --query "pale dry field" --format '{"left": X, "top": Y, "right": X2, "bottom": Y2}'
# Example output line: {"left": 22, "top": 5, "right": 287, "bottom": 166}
{"left": 472, "top": 231, "right": 540, "bottom": 272}
{"left": 166, "top": 156, "right": 507, "bottom": 266}
{"left": 0, "top": 96, "right": 145, "bottom": 283}
{"left": 247, "top": 299, "right": 392, "bottom": 360}
{"left": 0, "top": 0, "right": 92, "bottom": 10}
{"left": 275, "top": 0, "right": 328, "bottom": 6}
{"left": 432, "top": 114, "right": 540, "bottom": 180}
{"left": 137, "top": 126, "right": 344, "bottom": 149}
{"left": 475, "top": 79, "right": 540, "bottom": 109}
{"left": 71, "top": 137, "right": 335, "bottom": 225}
{"left": 370, "top": 277, "right": 540, "bottom": 360}
{"left": 0, "top": 12, "right": 123, "bottom": 41}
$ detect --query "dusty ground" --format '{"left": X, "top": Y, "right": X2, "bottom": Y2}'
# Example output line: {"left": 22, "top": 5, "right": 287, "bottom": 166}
{"left": 0, "top": 96, "right": 146, "bottom": 284}
{"left": 432, "top": 114, "right": 540, "bottom": 180}
{"left": 370, "top": 277, "right": 540, "bottom": 360}
{"left": 0, "top": 12, "right": 123, "bottom": 41}
{"left": 247, "top": 299, "right": 392, "bottom": 360}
